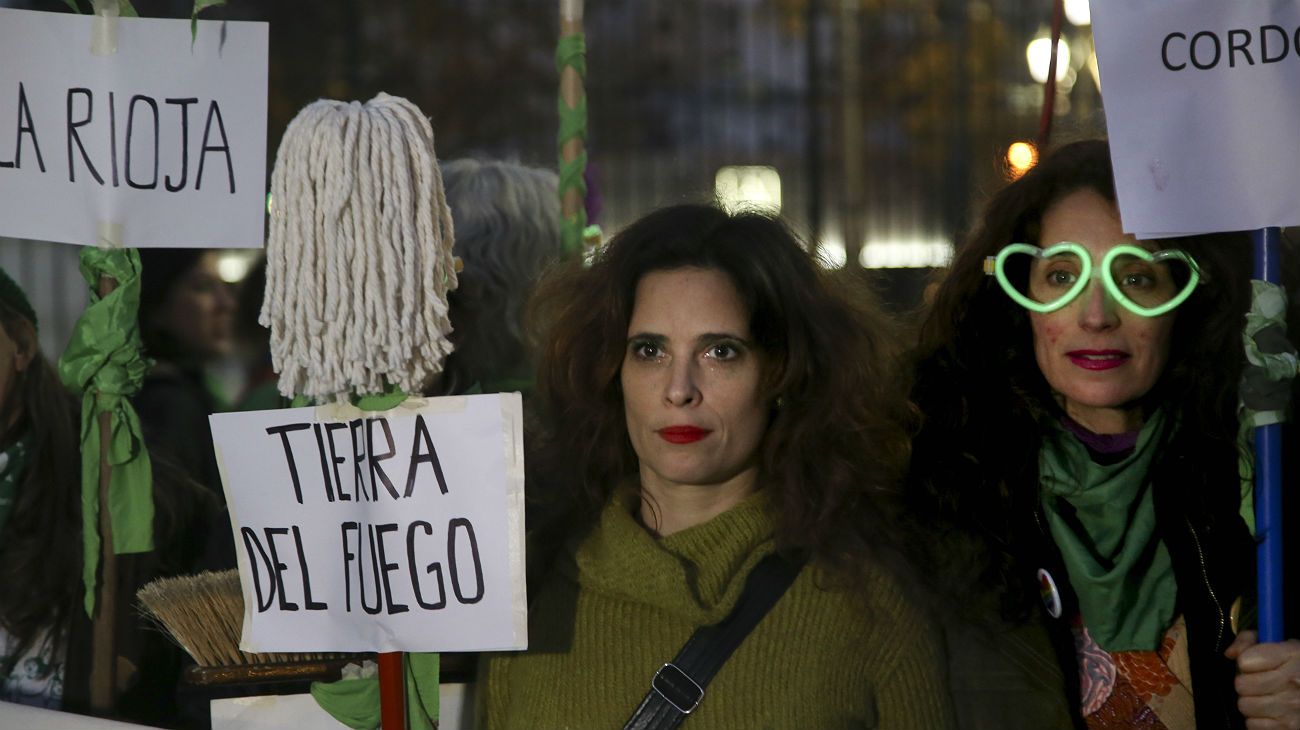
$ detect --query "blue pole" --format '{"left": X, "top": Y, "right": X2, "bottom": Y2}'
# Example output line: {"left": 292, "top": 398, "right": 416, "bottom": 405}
{"left": 1252, "top": 226, "right": 1285, "bottom": 643}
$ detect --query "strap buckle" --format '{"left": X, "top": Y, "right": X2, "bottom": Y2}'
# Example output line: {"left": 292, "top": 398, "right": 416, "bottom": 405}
{"left": 651, "top": 663, "right": 704, "bottom": 714}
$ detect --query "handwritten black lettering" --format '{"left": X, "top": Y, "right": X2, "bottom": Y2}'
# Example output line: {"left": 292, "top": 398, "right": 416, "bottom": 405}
{"left": 125, "top": 94, "right": 159, "bottom": 189}
{"left": 195, "top": 100, "right": 234, "bottom": 193}
{"left": 163, "top": 98, "right": 197, "bottom": 192}
{"left": 66, "top": 88, "right": 103, "bottom": 184}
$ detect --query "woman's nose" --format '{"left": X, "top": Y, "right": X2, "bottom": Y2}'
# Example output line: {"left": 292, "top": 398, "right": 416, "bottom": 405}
{"left": 1077, "top": 281, "right": 1119, "bottom": 331}
{"left": 664, "top": 358, "right": 700, "bottom": 407}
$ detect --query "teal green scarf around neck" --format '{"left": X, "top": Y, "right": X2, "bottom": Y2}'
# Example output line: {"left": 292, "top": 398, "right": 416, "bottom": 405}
{"left": 1039, "top": 409, "right": 1176, "bottom": 653}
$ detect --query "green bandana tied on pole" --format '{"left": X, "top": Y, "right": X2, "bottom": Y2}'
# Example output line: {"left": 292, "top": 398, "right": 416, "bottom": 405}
{"left": 1236, "top": 280, "right": 1297, "bottom": 534}
{"left": 310, "top": 654, "right": 441, "bottom": 730}
{"left": 58, "top": 248, "right": 155, "bottom": 617}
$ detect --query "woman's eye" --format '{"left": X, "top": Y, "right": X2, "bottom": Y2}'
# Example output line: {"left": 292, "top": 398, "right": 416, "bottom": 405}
{"left": 1044, "top": 269, "right": 1078, "bottom": 287}
{"left": 1120, "top": 272, "right": 1155, "bottom": 289}
{"left": 631, "top": 342, "right": 662, "bottom": 360}
{"left": 705, "top": 343, "right": 740, "bottom": 361}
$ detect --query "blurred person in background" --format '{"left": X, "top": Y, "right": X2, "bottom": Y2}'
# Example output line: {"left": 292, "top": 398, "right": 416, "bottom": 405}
{"left": 479, "top": 203, "right": 954, "bottom": 728}
{"left": 0, "top": 267, "right": 226, "bottom": 727}
{"left": 438, "top": 158, "right": 562, "bottom": 397}
{"left": 907, "top": 139, "right": 1300, "bottom": 729}
{"left": 134, "top": 249, "right": 235, "bottom": 498}
{"left": 231, "top": 256, "right": 280, "bottom": 412}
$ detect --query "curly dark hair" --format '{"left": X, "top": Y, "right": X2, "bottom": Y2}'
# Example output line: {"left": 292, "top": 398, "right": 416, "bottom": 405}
{"left": 0, "top": 301, "right": 82, "bottom": 655}
{"left": 908, "top": 139, "right": 1254, "bottom": 619}
{"left": 526, "top": 203, "right": 917, "bottom": 588}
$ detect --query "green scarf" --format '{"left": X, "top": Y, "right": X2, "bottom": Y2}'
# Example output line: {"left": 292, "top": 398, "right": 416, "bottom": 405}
{"left": 57, "top": 248, "right": 154, "bottom": 617}
{"left": 1039, "top": 410, "right": 1177, "bottom": 653}
{"left": 0, "top": 435, "right": 31, "bottom": 542}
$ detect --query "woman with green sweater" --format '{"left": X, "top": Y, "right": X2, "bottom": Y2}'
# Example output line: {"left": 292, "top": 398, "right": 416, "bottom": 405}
{"left": 479, "top": 204, "right": 954, "bottom": 728}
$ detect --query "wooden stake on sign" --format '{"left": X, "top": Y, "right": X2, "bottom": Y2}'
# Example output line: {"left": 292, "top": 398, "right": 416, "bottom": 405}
{"left": 89, "top": 274, "right": 119, "bottom": 712}
{"left": 559, "top": 0, "right": 585, "bottom": 227}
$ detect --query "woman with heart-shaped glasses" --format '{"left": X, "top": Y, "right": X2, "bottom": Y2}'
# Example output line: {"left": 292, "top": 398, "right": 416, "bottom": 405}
{"left": 906, "top": 139, "right": 1300, "bottom": 729}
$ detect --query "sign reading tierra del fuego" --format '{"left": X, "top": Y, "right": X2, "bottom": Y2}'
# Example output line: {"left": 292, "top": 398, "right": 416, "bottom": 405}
{"left": 210, "top": 394, "right": 528, "bottom": 654}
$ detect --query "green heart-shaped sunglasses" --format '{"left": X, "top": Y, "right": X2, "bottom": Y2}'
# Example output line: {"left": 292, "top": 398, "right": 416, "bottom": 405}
{"left": 983, "top": 242, "right": 1203, "bottom": 317}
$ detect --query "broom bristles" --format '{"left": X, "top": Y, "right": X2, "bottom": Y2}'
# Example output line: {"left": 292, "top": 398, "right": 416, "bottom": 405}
{"left": 137, "top": 570, "right": 346, "bottom": 667}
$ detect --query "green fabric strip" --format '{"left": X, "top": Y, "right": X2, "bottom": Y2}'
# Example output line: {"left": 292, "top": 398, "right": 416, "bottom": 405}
{"left": 309, "top": 654, "right": 440, "bottom": 730}
{"left": 554, "top": 32, "right": 587, "bottom": 77}
{"left": 555, "top": 31, "right": 589, "bottom": 258}
{"left": 1240, "top": 281, "right": 1296, "bottom": 427}
{"left": 0, "top": 435, "right": 32, "bottom": 543}
{"left": 57, "top": 247, "right": 155, "bottom": 617}
{"left": 353, "top": 386, "right": 408, "bottom": 412}
{"left": 1039, "top": 410, "right": 1176, "bottom": 652}
{"left": 1236, "top": 280, "right": 1296, "bottom": 534}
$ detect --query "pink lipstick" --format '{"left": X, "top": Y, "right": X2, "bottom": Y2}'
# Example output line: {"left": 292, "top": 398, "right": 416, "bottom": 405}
{"left": 657, "top": 426, "right": 711, "bottom": 444}
{"left": 1067, "top": 349, "right": 1129, "bottom": 371}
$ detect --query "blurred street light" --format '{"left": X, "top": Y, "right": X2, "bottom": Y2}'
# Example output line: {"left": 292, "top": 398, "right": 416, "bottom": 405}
{"left": 1026, "top": 36, "right": 1070, "bottom": 84}
{"left": 715, "top": 165, "right": 782, "bottom": 213}
{"left": 1065, "top": 0, "right": 1090, "bottom": 27}
{"left": 1006, "top": 141, "right": 1038, "bottom": 179}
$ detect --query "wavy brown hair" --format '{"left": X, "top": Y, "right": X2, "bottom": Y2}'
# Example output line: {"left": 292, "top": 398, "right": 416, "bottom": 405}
{"left": 526, "top": 203, "right": 917, "bottom": 587}
{"left": 907, "top": 139, "right": 1253, "bottom": 618}
{"left": 0, "top": 301, "right": 82, "bottom": 656}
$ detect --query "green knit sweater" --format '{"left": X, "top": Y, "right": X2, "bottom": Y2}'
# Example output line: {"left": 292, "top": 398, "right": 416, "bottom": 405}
{"left": 480, "top": 488, "right": 955, "bottom": 729}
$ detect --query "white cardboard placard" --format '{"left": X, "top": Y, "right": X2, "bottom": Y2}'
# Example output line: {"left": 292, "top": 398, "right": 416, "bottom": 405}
{"left": 1091, "top": 0, "right": 1300, "bottom": 238}
{"left": 209, "top": 394, "right": 527, "bottom": 653}
{"left": 0, "top": 8, "right": 268, "bottom": 248}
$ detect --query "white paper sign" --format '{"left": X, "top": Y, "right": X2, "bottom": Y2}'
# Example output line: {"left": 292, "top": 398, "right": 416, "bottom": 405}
{"left": 0, "top": 9, "right": 267, "bottom": 248}
{"left": 0, "top": 702, "right": 154, "bottom": 729}
{"left": 1091, "top": 0, "right": 1300, "bottom": 238}
{"left": 209, "top": 394, "right": 527, "bottom": 653}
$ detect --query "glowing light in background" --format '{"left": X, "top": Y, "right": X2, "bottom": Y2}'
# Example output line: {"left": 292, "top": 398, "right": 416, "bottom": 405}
{"left": 860, "top": 240, "right": 953, "bottom": 269}
{"left": 1064, "top": 0, "right": 1090, "bottom": 27}
{"left": 1026, "top": 37, "right": 1071, "bottom": 84}
{"left": 216, "top": 250, "right": 259, "bottom": 283}
{"left": 1006, "top": 141, "right": 1038, "bottom": 179}
{"left": 714, "top": 166, "right": 782, "bottom": 213}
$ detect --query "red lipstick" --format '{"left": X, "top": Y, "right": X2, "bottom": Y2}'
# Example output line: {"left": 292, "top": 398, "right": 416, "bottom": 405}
{"left": 1066, "top": 349, "right": 1129, "bottom": 371}
{"left": 657, "top": 426, "right": 711, "bottom": 444}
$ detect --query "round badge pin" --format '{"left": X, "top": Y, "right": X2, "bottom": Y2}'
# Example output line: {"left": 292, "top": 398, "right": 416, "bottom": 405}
{"left": 1037, "top": 568, "right": 1062, "bottom": 619}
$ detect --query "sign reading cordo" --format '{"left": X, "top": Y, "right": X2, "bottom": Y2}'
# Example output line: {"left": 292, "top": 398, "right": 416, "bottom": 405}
{"left": 1091, "top": 0, "right": 1300, "bottom": 238}
{"left": 210, "top": 394, "right": 527, "bottom": 654}
{"left": 1161, "top": 25, "right": 1300, "bottom": 71}
{"left": 0, "top": 8, "right": 267, "bottom": 248}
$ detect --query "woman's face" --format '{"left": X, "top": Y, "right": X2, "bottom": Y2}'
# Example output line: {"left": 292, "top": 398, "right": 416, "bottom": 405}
{"left": 1028, "top": 189, "right": 1176, "bottom": 433}
{"left": 621, "top": 267, "right": 768, "bottom": 495}
{"left": 0, "top": 319, "right": 35, "bottom": 428}
{"left": 153, "top": 252, "right": 235, "bottom": 360}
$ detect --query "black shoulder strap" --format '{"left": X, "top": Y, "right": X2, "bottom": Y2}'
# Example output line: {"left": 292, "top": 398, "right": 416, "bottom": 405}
{"left": 622, "top": 553, "right": 806, "bottom": 730}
